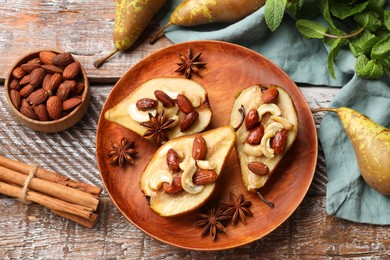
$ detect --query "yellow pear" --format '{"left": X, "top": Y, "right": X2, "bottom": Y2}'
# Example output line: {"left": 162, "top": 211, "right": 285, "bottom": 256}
{"left": 315, "top": 107, "right": 390, "bottom": 196}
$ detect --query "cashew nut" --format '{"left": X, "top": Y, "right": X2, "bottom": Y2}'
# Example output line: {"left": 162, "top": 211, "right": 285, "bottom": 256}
{"left": 149, "top": 170, "right": 173, "bottom": 191}
{"left": 260, "top": 122, "right": 284, "bottom": 158}
{"left": 257, "top": 104, "right": 281, "bottom": 121}
{"left": 128, "top": 103, "right": 157, "bottom": 122}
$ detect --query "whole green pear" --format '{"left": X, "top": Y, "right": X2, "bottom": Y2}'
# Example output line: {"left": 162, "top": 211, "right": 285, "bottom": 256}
{"left": 316, "top": 107, "right": 390, "bottom": 195}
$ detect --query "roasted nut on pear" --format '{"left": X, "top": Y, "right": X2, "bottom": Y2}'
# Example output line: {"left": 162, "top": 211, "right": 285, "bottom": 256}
{"left": 105, "top": 77, "right": 213, "bottom": 145}
{"left": 229, "top": 84, "right": 298, "bottom": 206}
{"left": 140, "top": 126, "right": 236, "bottom": 217}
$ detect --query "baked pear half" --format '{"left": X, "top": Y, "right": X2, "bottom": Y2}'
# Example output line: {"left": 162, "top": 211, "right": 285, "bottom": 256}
{"left": 229, "top": 84, "right": 298, "bottom": 193}
{"left": 105, "top": 77, "right": 212, "bottom": 144}
{"left": 140, "top": 126, "right": 236, "bottom": 217}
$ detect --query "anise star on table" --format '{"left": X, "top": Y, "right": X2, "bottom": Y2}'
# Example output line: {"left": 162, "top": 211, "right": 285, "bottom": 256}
{"left": 194, "top": 205, "right": 231, "bottom": 241}
{"left": 107, "top": 137, "right": 137, "bottom": 168}
{"left": 223, "top": 193, "right": 253, "bottom": 225}
{"left": 140, "top": 111, "right": 175, "bottom": 144}
{"left": 175, "top": 46, "right": 207, "bottom": 79}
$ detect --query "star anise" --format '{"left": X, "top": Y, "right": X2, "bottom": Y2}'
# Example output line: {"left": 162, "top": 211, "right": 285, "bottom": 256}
{"left": 194, "top": 205, "right": 230, "bottom": 240}
{"left": 223, "top": 193, "right": 253, "bottom": 225}
{"left": 107, "top": 137, "right": 137, "bottom": 167}
{"left": 140, "top": 111, "right": 175, "bottom": 144}
{"left": 175, "top": 46, "right": 206, "bottom": 79}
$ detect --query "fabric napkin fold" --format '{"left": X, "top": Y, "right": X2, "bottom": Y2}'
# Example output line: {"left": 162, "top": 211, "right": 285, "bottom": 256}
{"left": 157, "top": 0, "right": 390, "bottom": 225}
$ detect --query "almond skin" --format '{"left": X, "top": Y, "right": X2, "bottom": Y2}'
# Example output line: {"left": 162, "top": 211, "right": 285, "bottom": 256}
{"left": 20, "top": 106, "right": 38, "bottom": 120}
{"left": 166, "top": 148, "right": 181, "bottom": 172}
{"left": 62, "top": 97, "right": 82, "bottom": 111}
{"left": 262, "top": 86, "right": 279, "bottom": 104}
{"left": 41, "top": 64, "right": 63, "bottom": 74}
{"left": 248, "top": 162, "right": 269, "bottom": 176}
{"left": 154, "top": 90, "right": 175, "bottom": 107}
{"left": 33, "top": 104, "right": 50, "bottom": 121}
{"left": 52, "top": 52, "right": 74, "bottom": 67}
{"left": 10, "top": 89, "right": 21, "bottom": 109}
{"left": 46, "top": 73, "right": 62, "bottom": 95}
{"left": 12, "top": 67, "right": 26, "bottom": 79}
{"left": 42, "top": 74, "right": 52, "bottom": 93}
{"left": 46, "top": 96, "right": 63, "bottom": 120}
{"left": 73, "top": 82, "right": 85, "bottom": 95}
{"left": 28, "top": 88, "right": 48, "bottom": 106}
{"left": 21, "top": 63, "right": 40, "bottom": 73}
{"left": 162, "top": 176, "right": 183, "bottom": 194}
{"left": 192, "top": 169, "right": 217, "bottom": 185}
{"left": 63, "top": 62, "right": 80, "bottom": 80}
{"left": 176, "top": 94, "right": 194, "bottom": 114}
{"left": 180, "top": 110, "right": 199, "bottom": 132}
{"left": 39, "top": 51, "right": 57, "bottom": 65}
{"left": 246, "top": 124, "right": 264, "bottom": 145}
{"left": 9, "top": 79, "right": 21, "bottom": 91}
{"left": 29, "top": 68, "right": 46, "bottom": 88}
{"left": 192, "top": 134, "right": 207, "bottom": 160}
{"left": 27, "top": 58, "right": 42, "bottom": 66}
{"left": 57, "top": 83, "right": 71, "bottom": 101}
{"left": 136, "top": 98, "right": 158, "bottom": 111}
{"left": 19, "top": 84, "right": 34, "bottom": 98}
{"left": 271, "top": 129, "right": 288, "bottom": 154}
{"left": 245, "top": 108, "right": 259, "bottom": 130}
{"left": 19, "top": 75, "right": 31, "bottom": 85}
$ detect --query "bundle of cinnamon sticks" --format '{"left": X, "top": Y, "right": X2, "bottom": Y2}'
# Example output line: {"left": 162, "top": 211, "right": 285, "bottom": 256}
{"left": 0, "top": 155, "right": 101, "bottom": 228}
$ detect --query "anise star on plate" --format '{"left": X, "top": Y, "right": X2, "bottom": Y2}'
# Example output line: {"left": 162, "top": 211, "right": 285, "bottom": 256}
{"left": 175, "top": 46, "right": 207, "bottom": 79}
{"left": 224, "top": 193, "right": 253, "bottom": 225}
{"left": 140, "top": 111, "right": 175, "bottom": 144}
{"left": 194, "top": 205, "right": 231, "bottom": 240}
{"left": 107, "top": 137, "right": 137, "bottom": 167}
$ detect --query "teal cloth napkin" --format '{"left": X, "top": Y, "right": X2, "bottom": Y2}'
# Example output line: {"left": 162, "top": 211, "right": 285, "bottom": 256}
{"left": 157, "top": 1, "right": 390, "bottom": 225}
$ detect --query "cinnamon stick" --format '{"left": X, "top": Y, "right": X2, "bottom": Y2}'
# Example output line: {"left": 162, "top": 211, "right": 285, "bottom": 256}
{"left": 0, "top": 181, "right": 93, "bottom": 219}
{"left": 0, "top": 166, "right": 99, "bottom": 211}
{"left": 0, "top": 155, "right": 101, "bottom": 195}
{"left": 52, "top": 210, "right": 98, "bottom": 228}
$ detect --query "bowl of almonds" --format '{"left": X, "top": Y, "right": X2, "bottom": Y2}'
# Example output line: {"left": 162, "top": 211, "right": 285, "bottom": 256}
{"left": 4, "top": 50, "right": 90, "bottom": 132}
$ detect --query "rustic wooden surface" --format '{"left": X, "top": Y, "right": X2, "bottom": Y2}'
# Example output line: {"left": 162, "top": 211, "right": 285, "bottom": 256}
{"left": 0, "top": 1, "right": 389, "bottom": 259}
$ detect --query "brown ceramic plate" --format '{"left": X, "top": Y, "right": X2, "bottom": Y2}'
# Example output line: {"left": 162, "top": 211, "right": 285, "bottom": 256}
{"left": 96, "top": 41, "right": 317, "bottom": 251}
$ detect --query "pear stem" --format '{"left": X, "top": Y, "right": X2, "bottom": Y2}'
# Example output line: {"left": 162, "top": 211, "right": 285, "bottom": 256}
{"left": 150, "top": 22, "right": 172, "bottom": 45}
{"left": 234, "top": 105, "right": 246, "bottom": 132}
{"left": 93, "top": 48, "right": 119, "bottom": 69}
{"left": 311, "top": 107, "right": 338, "bottom": 114}
{"left": 256, "top": 190, "right": 275, "bottom": 209}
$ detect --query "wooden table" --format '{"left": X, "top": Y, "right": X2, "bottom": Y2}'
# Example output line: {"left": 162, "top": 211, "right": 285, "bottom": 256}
{"left": 0, "top": 1, "right": 388, "bottom": 259}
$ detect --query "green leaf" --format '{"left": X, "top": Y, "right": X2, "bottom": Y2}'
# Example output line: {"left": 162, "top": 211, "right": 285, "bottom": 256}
{"left": 330, "top": 1, "right": 369, "bottom": 19}
{"left": 265, "top": 0, "right": 287, "bottom": 32}
{"left": 354, "top": 11, "right": 382, "bottom": 31}
{"left": 384, "top": 10, "right": 390, "bottom": 31}
{"left": 296, "top": 19, "right": 327, "bottom": 39}
{"left": 349, "top": 30, "right": 379, "bottom": 57}
{"left": 371, "top": 34, "right": 390, "bottom": 60}
{"left": 327, "top": 38, "right": 342, "bottom": 79}
{"left": 319, "top": 0, "right": 336, "bottom": 30}
{"left": 355, "top": 54, "right": 383, "bottom": 79}
{"left": 367, "top": 0, "right": 386, "bottom": 15}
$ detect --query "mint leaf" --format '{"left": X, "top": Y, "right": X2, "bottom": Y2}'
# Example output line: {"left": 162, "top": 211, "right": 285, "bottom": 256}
{"left": 327, "top": 38, "right": 341, "bottom": 79}
{"left": 355, "top": 54, "right": 383, "bottom": 79}
{"left": 384, "top": 10, "right": 390, "bottom": 30}
{"left": 349, "top": 30, "right": 379, "bottom": 57}
{"left": 371, "top": 34, "right": 390, "bottom": 60}
{"left": 319, "top": 0, "right": 336, "bottom": 30}
{"left": 265, "top": 0, "right": 287, "bottom": 32}
{"left": 367, "top": 0, "right": 386, "bottom": 15}
{"left": 354, "top": 11, "right": 382, "bottom": 31}
{"left": 296, "top": 19, "right": 327, "bottom": 39}
{"left": 330, "top": 1, "right": 369, "bottom": 19}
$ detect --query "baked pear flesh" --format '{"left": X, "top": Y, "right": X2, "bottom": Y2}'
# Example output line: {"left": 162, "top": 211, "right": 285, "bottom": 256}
{"left": 105, "top": 77, "right": 212, "bottom": 144}
{"left": 140, "top": 126, "right": 236, "bottom": 217}
{"left": 230, "top": 85, "right": 298, "bottom": 194}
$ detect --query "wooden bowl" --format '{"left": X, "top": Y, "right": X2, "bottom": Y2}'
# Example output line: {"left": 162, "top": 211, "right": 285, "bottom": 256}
{"left": 4, "top": 50, "right": 90, "bottom": 133}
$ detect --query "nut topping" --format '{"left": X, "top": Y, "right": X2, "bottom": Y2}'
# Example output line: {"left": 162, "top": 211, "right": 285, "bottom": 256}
{"left": 176, "top": 94, "right": 194, "bottom": 114}
{"left": 166, "top": 148, "right": 181, "bottom": 172}
{"left": 180, "top": 110, "right": 199, "bottom": 132}
{"left": 154, "top": 90, "right": 175, "bottom": 107}
{"left": 248, "top": 162, "right": 269, "bottom": 176}
{"left": 246, "top": 124, "right": 264, "bottom": 145}
{"left": 262, "top": 86, "right": 279, "bottom": 104}
{"left": 162, "top": 176, "right": 183, "bottom": 194}
{"left": 136, "top": 98, "right": 158, "bottom": 111}
{"left": 271, "top": 129, "right": 288, "bottom": 154}
{"left": 245, "top": 108, "right": 259, "bottom": 130}
{"left": 192, "top": 169, "right": 217, "bottom": 185}
{"left": 192, "top": 134, "right": 207, "bottom": 160}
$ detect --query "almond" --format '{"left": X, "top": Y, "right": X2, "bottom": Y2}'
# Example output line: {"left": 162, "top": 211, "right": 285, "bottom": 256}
{"left": 21, "top": 99, "right": 29, "bottom": 108}
{"left": 46, "top": 96, "right": 63, "bottom": 120}
{"left": 136, "top": 98, "right": 158, "bottom": 111}
{"left": 57, "top": 83, "right": 71, "bottom": 101}
{"left": 46, "top": 73, "right": 62, "bottom": 95}
{"left": 162, "top": 176, "right": 183, "bottom": 194}
{"left": 39, "top": 51, "right": 57, "bottom": 65}
{"left": 33, "top": 104, "right": 50, "bottom": 121}
{"left": 29, "top": 68, "right": 46, "bottom": 88}
{"left": 262, "top": 86, "right": 279, "bottom": 104}
{"left": 9, "top": 79, "right": 21, "bottom": 91}
{"left": 63, "top": 62, "right": 80, "bottom": 80}
{"left": 41, "top": 64, "right": 63, "bottom": 74}
{"left": 166, "top": 148, "right": 181, "bottom": 172}
{"left": 192, "top": 134, "right": 207, "bottom": 160}
{"left": 20, "top": 106, "right": 38, "bottom": 120}
{"left": 62, "top": 97, "right": 82, "bottom": 111}
{"left": 27, "top": 58, "right": 42, "bottom": 66}
{"left": 42, "top": 74, "right": 52, "bottom": 93}
{"left": 52, "top": 52, "right": 74, "bottom": 67}
{"left": 12, "top": 67, "right": 26, "bottom": 79}
{"left": 246, "top": 124, "right": 264, "bottom": 145}
{"left": 72, "top": 82, "right": 85, "bottom": 95}
{"left": 10, "top": 89, "right": 21, "bottom": 109}
{"left": 19, "top": 75, "right": 31, "bottom": 85}
{"left": 271, "top": 129, "right": 288, "bottom": 154}
{"left": 154, "top": 90, "right": 175, "bottom": 107}
{"left": 28, "top": 88, "right": 48, "bottom": 106}
{"left": 192, "top": 169, "right": 217, "bottom": 185}
{"left": 62, "top": 80, "right": 77, "bottom": 92}
{"left": 245, "top": 108, "right": 259, "bottom": 130}
{"left": 19, "top": 84, "right": 34, "bottom": 98}
{"left": 248, "top": 162, "right": 269, "bottom": 176}
{"left": 180, "top": 110, "right": 199, "bottom": 132}
{"left": 176, "top": 94, "right": 194, "bottom": 114}
{"left": 21, "top": 63, "right": 40, "bottom": 73}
